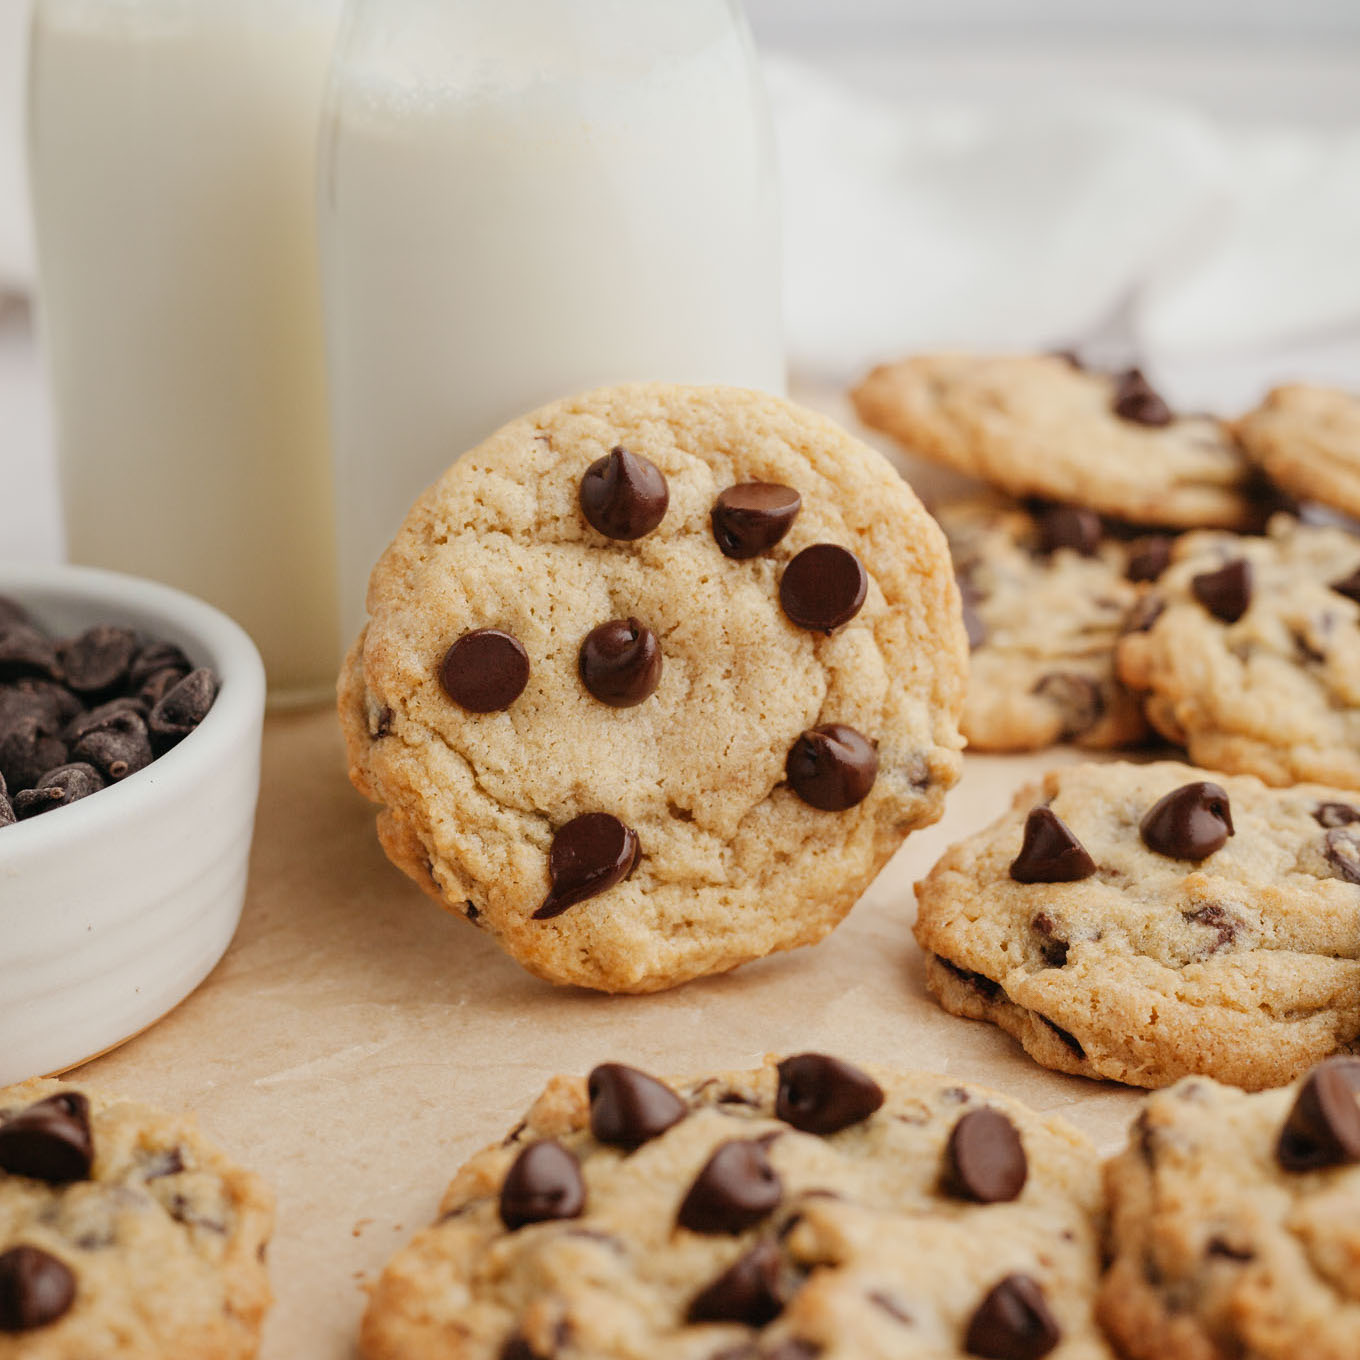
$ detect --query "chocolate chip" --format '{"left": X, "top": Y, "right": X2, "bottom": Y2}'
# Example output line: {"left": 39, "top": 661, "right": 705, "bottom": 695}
{"left": 579, "top": 446, "right": 669, "bottom": 540}
{"left": 785, "top": 725, "right": 877, "bottom": 812}
{"left": 439, "top": 629, "right": 530, "bottom": 713}
{"left": 0, "top": 1093, "right": 93, "bottom": 1183}
{"left": 60, "top": 625, "right": 138, "bottom": 695}
{"left": 779, "top": 545, "right": 867, "bottom": 632}
{"left": 126, "top": 640, "right": 191, "bottom": 692}
{"left": 1111, "top": 368, "right": 1173, "bottom": 428}
{"left": 4, "top": 678, "right": 82, "bottom": 731}
{"left": 0, "top": 784, "right": 12, "bottom": 827}
{"left": 687, "top": 1240, "right": 786, "bottom": 1325}
{"left": 0, "top": 627, "right": 63, "bottom": 683}
{"left": 499, "top": 1336, "right": 543, "bottom": 1360}
{"left": 63, "top": 697, "right": 147, "bottom": 744}
{"left": 1183, "top": 904, "right": 1240, "bottom": 951}
{"left": 945, "top": 1108, "right": 1028, "bottom": 1204}
{"left": 1325, "top": 827, "right": 1360, "bottom": 884}
{"left": 138, "top": 668, "right": 186, "bottom": 708}
{"left": 678, "top": 1140, "right": 782, "bottom": 1234}
{"left": 965, "top": 1275, "right": 1061, "bottom": 1360}
{"left": 775, "top": 1053, "right": 883, "bottom": 1134}
{"left": 712, "top": 483, "right": 802, "bottom": 559}
{"left": 1030, "top": 912, "right": 1068, "bottom": 968}
{"left": 0, "top": 718, "right": 68, "bottom": 793}
{"left": 587, "top": 1064, "right": 686, "bottom": 1148}
{"left": 498, "top": 1140, "right": 586, "bottom": 1230}
{"left": 0, "top": 1246, "right": 75, "bottom": 1332}
{"left": 1276, "top": 1058, "right": 1360, "bottom": 1172}
{"left": 534, "top": 813, "right": 640, "bottom": 919}
{"left": 1126, "top": 535, "right": 1174, "bottom": 583}
{"left": 1191, "top": 559, "right": 1251, "bottom": 623}
{"left": 13, "top": 763, "right": 105, "bottom": 819}
{"left": 147, "top": 668, "right": 218, "bottom": 752}
{"left": 1140, "top": 782, "right": 1233, "bottom": 860}
{"left": 578, "top": 619, "right": 661, "bottom": 708}
{"left": 1330, "top": 568, "right": 1360, "bottom": 606}
{"left": 70, "top": 709, "right": 152, "bottom": 782}
{"left": 1315, "top": 802, "right": 1360, "bottom": 828}
{"left": 1039, "top": 1017, "right": 1086, "bottom": 1059}
{"left": 1009, "top": 807, "right": 1096, "bottom": 883}
{"left": 1036, "top": 506, "right": 1101, "bottom": 556}
{"left": 1031, "top": 673, "right": 1102, "bottom": 739}
{"left": 1123, "top": 596, "right": 1165, "bottom": 635}
{"left": 938, "top": 957, "right": 1003, "bottom": 1002}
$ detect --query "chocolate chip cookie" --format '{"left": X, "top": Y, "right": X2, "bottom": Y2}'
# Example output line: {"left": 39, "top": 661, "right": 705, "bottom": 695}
{"left": 851, "top": 354, "right": 1255, "bottom": 529}
{"left": 1235, "top": 384, "right": 1360, "bottom": 522}
{"left": 938, "top": 497, "right": 1155, "bottom": 751}
{"left": 1100, "top": 1058, "right": 1360, "bottom": 1359}
{"left": 914, "top": 761, "right": 1360, "bottom": 1090}
{"left": 339, "top": 383, "right": 966, "bottom": 993}
{"left": 361, "top": 1054, "right": 1112, "bottom": 1360}
{"left": 0, "top": 1079, "right": 273, "bottom": 1359}
{"left": 1116, "top": 514, "right": 1360, "bottom": 789}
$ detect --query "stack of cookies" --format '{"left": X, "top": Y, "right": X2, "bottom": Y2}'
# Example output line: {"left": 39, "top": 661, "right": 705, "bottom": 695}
{"left": 853, "top": 353, "right": 1360, "bottom": 1091}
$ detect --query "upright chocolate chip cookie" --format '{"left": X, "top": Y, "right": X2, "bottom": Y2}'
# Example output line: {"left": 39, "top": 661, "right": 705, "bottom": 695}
{"left": 339, "top": 384, "right": 966, "bottom": 992}
{"left": 1101, "top": 1060, "right": 1360, "bottom": 1359}
{"left": 851, "top": 354, "right": 1255, "bottom": 529}
{"left": 1116, "top": 514, "right": 1360, "bottom": 789}
{"left": 360, "top": 1056, "right": 1112, "bottom": 1360}
{"left": 1235, "top": 384, "right": 1360, "bottom": 522}
{"left": 937, "top": 497, "right": 1153, "bottom": 751}
{"left": 0, "top": 1079, "right": 273, "bottom": 1360}
{"left": 914, "top": 761, "right": 1360, "bottom": 1090}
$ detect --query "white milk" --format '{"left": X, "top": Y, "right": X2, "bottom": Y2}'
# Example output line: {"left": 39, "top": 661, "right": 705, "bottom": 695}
{"left": 28, "top": 0, "right": 343, "bottom": 704}
{"left": 320, "top": 0, "right": 784, "bottom": 643}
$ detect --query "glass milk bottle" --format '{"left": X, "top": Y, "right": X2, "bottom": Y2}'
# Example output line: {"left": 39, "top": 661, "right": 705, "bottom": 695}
{"left": 28, "top": 0, "right": 343, "bottom": 705}
{"left": 320, "top": 0, "right": 784, "bottom": 644}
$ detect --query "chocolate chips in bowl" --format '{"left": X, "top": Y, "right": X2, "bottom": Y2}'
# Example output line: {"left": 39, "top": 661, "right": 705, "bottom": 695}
{"left": 0, "top": 598, "right": 220, "bottom": 826}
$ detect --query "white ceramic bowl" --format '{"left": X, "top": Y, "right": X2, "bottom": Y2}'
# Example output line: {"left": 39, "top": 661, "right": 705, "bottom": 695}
{"left": 0, "top": 564, "right": 265, "bottom": 1085}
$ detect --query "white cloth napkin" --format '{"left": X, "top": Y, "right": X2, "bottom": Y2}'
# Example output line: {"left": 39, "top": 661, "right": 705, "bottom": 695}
{"left": 765, "top": 56, "right": 1360, "bottom": 393}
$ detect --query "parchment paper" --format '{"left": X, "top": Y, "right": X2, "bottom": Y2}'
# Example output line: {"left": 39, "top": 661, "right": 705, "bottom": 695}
{"left": 76, "top": 395, "right": 1147, "bottom": 1360}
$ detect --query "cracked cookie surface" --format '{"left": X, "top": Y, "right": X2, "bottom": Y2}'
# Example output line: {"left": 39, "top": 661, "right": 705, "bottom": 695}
{"left": 1116, "top": 515, "right": 1360, "bottom": 789}
{"left": 937, "top": 497, "right": 1151, "bottom": 751}
{"left": 913, "top": 761, "right": 1360, "bottom": 1091}
{"left": 1235, "top": 385, "right": 1360, "bottom": 522}
{"left": 1100, "top": 1062, "right": 1360, "bottom": 1360}
{"left": 339, "top": 383, "right": 965, "bottom": 993}
{"left": 0, "top": 1079, "right": 273, "bottom": 1360}
{"left": 360, "top": 1056, "right": 1112, "bottom": 1360}
{"left": 852, "top": 354, "right": 1254, "bottom": 529}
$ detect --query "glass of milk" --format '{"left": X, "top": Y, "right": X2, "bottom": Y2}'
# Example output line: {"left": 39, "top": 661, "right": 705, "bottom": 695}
{"left": 319, "top": 0, "right": 785, "bottom": 644}
{"left": 28, "top": 0, "right": 344, "bottom": 706}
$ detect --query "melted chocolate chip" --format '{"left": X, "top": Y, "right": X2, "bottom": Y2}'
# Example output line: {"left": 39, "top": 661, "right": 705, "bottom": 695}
{"left": 534, "top": 813, "right": 641, "bottom": 920}
{"left": 1123, "top": 596, "right": 1165, "bottom": 635}
{"left": 1036, "top": 506, "right": 1101, "bottom": 557}
{"left": 1009, "top": 807, "right": 1096, "bottom": 883}
{"left": 1276, "top": 1058, "right": 1360, "bottom": 1172}
{"left": 1140, "top": 782, "right": 1233, "bottom": 861}
{"left": 1111, "top": 369, "right": 1173, "bottom": 428}
{"left": 938, "top": 958, "right": 1003, "bottom": 1002}
{"left": 775, "top": 1054, "right": 883, "bottom": 1135}
{"left": 1191, "top": 559, "right": 1252, "bottom": 624}
{"left": 578, "top": 619, "right": 661, "bottom": 707}
{"left": 779, "top": 545, "right": 867, "bottom": 632}
{"left": 1040, "top": 1017, "right": 1086, "bottom": 1059}
{"left": 0, "top": 1093, "right": 93, "bottom": 1184}
{"left": 687, "top": 1240, "right": 786, "bottom": 1325}
{"left": 712, "top": 483, "right": 802, "bottom": 559}
{"left": 964, "top": 1274, "right": 1062, "bottom": 1360}
{"left": 785, "top": 724, "right": 877, "bottom": 812}
{"left": 1183, "top": 904, "right": 1240, "bottom": 952}
{"left": 945, "top": 1108, "right": 1028, "bottom": 1204}
{"left": 579, "top": 446, "right": 669, "bottom": 540}
{"left": 587, "top": 1064, "right": 686, "bottom": 1148}
{"left": 1031, "top": 673, "right": 1102, "bottom": 739}
{"left": 1125, "top": 535, "right": 1174, "bottom": 583}
{"left": 60, "top": 625, "right": 138, "bottom": 695}
{"left": 1324, "top": 826, "right": 1360, "bottom": 884}
{"left": 678, "top": 1140, "right": 782, "bottom": 1234}
{"left": 0, "top": 1246, "right": 75, "bottom": 1333}
{"left": 498, "top": 1140, "right": 586, "bottom": 1230}
{"left": 1330, "top": 568, "right": 1360, "bottom": 606}
{"left": 439, "top": 629, "right": 530, "bottom": 713}
{"left": 1031, "top": 912, "right": 1068, "bottom": 969}
{"left": 1315, "top": 802, "right": 1360, "bottom": 829}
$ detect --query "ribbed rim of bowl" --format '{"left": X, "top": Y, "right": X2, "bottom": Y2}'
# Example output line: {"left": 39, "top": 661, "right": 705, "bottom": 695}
{"left": 0, "top": 563, "right": 266, "bottom": 852}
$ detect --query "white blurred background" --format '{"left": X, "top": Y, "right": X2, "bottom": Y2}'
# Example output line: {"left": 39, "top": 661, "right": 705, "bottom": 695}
{"left": 2, "top": 0, "right": 1359, "bottom": 560}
